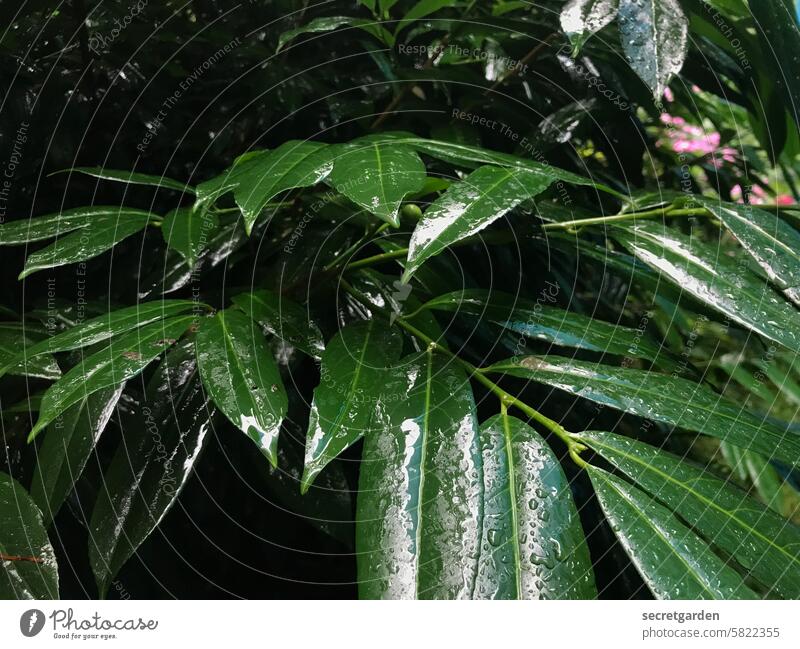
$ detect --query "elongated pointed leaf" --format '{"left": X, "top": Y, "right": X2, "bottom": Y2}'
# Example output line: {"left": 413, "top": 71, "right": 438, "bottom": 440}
{"left": 357, "top": 352, "right": 482, "bottom": 599}
{"left": 28, "top": 315, "right": 194, "bottom": 440}
{"left": 477, "top": 413, "right": 595, "bottom": 599}
{"left": 301, "top": 321, "right": 401, "bottom": 492}
{"left": 196, "top": 150, "right": 271, "bottom": 206}
{"left": 231, "top": 290, "right": 324, "bottom": 359}
{"left": 328, "top": 141, "right": 426, "bottom": 227}
{"left": 0, "top": 206, "right": 151, "bottom": 245}
{"left": 577, "top": 431, "right": 800, "bottom": 598}
{"left": 30, "top": 386, "right": 123, "bottom": 526}
{"left": 560, "top": 0, "right": 619, "bottom": 54}
{"left": 0, "top": 473, "right": 58, "bottom": 599}
{"left": 612, "top": 222, "right": 800, "bottom": 351}
{"left": 19, "top": 211, "right": 151, "bottom": 279}
{"left": 276, "top": 16, "right": 394, "bottom": 52}
{"left": 419, "top": 289, "right": 675, "bottom": 368}
{"left": 696, "top": 198, "right": 800, "bottom": 305}
{"left": 61, "top": 167, "right": 194, "bottom": 194}
{"left": 403, "top": 166, "right": 552, "bottom": 282}
{"left": 196, "top": 310, "right": 287, "bottom": 467}
{"left": 0, "top": 300, "right": 197, "bottom": 379}
{"left": 234, "top": 141, "right": 334, "bottom": 233}
{"left": 0, "top": 329, "right": 60, "bottom": 380}
{"left": 161, "top": 207, "right": 219, "bottom": 267}
{"left": 89, "top": 340, "right": 213, "bottom": 596}
{"left": 487, "top": 355, "right": 800, "bottom": 467}
{"left": 618, "top": 0, "right": 688, "bottom": 97}
{"left": 588, "top": 467, "right": 756, "bottom": 599}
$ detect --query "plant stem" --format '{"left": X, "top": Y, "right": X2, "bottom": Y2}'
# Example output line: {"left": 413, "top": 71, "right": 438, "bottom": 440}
{"left": 541, "top": 206, "right": 708, "bottom": 231}
{"left": 338, "top": 278, "right": 586, "bottom": 460}
{"left": 346, "top": 247, "right": 408, "bottom": 270}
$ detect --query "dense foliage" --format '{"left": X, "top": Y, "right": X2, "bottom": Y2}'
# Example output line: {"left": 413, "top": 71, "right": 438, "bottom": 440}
{"left": 1, "top": 0, "right": 800, "bottom": 599}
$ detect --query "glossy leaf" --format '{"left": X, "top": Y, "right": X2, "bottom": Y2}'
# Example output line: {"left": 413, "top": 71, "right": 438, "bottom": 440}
{"left": 560, "top": 0, "right": 619, "bottom": 54}
{"left": 399, "top": 0, "right": 454, "bottom": 30}
{"left": 0, "top": 206, "right": 151, "bottom": 245}
{"left": 0, "top": 328, "right": 60, "bottom": 380}
{"left": 301, "top": 320, "right": 402, "bottom": 493}
{"left": 231, "top": 290, "right": 324, "bottom": 359}
{"left": 476, "top": 413, "right": 596, "bottom": 599}
{"left": 89, "top": 340, "right": 213, "bottom": 596}
{"left": 588, "top": 467, "right": 756, "bottom": 599}
{"left": 356, "top": 352, "right": 482, "bottom": 599}
{"left": 30, "top": 386, "right": 124, "bottom": 526}
{"left": 161, "top": 207, "right": 219, "bottom": 267}
{"left": 617, "top": 0, "right": 688, "bottom": 97}
{"left": 328, "top": 141, "right": 426, "bottom": 227}
{"left": 60, "top": 167, "right": 194, "bottom": 194}
{"left": 196, "top": 309, "right": 287, "bottom": 467}
{"left": 19, "top": 210, "right": 152, "bottom": 279}
{"left": 28, "top": 315, "right": 194, "bottom": 440}
{"left": 402, "top": 166, "right": 553, "bottom": 282}
{"left": 276, "top": 16, "right": 394, "bottom": 52}
{"left": 577, "top": 431, "right": 800, "bottom": 598}
{"left": 612, "top": 222, "right": 800, "bottom": 351}
{"left": 0, "top": 472, "right": 58, "bottom": 599}
{"left": 696, "top": 197, "right": 800, "bottom": 305}
{"left": 487, "top": 355, "right": 800, "bottom": 467}
{"left": 418, "top": 289, "right": 674, "bottom": 368}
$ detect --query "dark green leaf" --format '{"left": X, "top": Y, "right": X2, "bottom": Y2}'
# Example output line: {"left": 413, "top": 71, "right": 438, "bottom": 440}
{"left": 617, "top": 0, "right": 688, "bottom": 97}
{"left": 161, "top": 207, "right": 219, "bottom": 267}
{"left": 356, "top": 352, "right": 482, "bottom": 599}
{"left": 276, "top": 16, "right": 395, "bottom": 52}
{"left": 0, "top": 329, "right": 60, "bottom": 380}
{"left": 577, "top": 431, "right": 800, "bottom": 598}
{"left": 588, "top": 467, "right": 756, "bottom": 599}
{"left": 612, "top": 222, "right": 800, "bottom": 351}
{"left": 30, "top": 386, "right": 123, "bottom": 526}
{"left": 89, "top": 340, "right": 212, "bottom": 596}
{"left": 0, "top": 207, "right": 151, "bottom": 245}
{"left": 28, "top": 315, "right": 194, "bottom": 440}
{"left": 487, "top": 355, "right": 800, "bottom": 467}
{"left": 477, "top": 413, "right": 596, "bottom": 599}
{"left": 19, "top": 211, "right": 152, "bottom": 279}
{"left": 560, "top": 0, "right": 619, "bottom": 54}
{"left": 0, "top": 472, "right": 58, "bottom": 599}
{"left": 59, "top": 167, "right": 194, "bottom": 194}
{"left": 196, "top": 310, "right": 287, "bottom": 466}
{"left": 402, "top": 166, "right": 553, "bottom": 282}
{"left": 301, "top": 320, "right": 402, "bottom": 492}
{"left": 231, "top": 290, "right": 324, "bottom": 359}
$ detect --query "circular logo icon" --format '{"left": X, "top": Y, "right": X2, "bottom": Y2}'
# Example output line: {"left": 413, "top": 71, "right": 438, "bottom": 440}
{"left": 20, "top": 609, "right": 45, "bottom": 637}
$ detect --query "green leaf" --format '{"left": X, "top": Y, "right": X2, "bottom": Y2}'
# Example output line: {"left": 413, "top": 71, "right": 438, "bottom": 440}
{"left": 231, "top": 290, "right": 324, "bottom": 359}
{"left": 612, "top": 222, "right": 800, "bottom": 351}
{"left": 89, "top": 339, "right": 212, "bottom": 596}
{"left": 402, "top": 166, "right": 553, "bottom": 282}
{"left": 301, "top": 320, "right": 402, "bottom": 493}
{"left": 418, "top": 289, "right": 675, "bottom": 368}
{"left": 398, "top": 0, "right": 454, "bottom": 31}
{"left": 617, "top": 0, "right": 688, "bottom": 97}
{"left": 0, "top": 299, "right": 197, "bottom": 379}
{"left": 19, "top": 210, "right": 152, "bottom": 279}
{"left": 560, "top": 0, "right": 619, "bottom": 54}
{"left": 234, "top": 141, "right": 334, "bottom": 233}
{"left": 588, "top": 467, "right": 756, "bottom": 599}
{"left": 0, "top": 329, "right": 60, "bottom": 380}
{"left": 0, "top": 472, "right": 58, "bottom": 599}
{"left": 356, "top": 352, "right": 482, "bottom": 599}
{"left": 487, "top": 355, "right": 800, "bottom": 467}
{"left": 0, "top": 206, "right": 152, "bottom": 245}
{"left": 696, "top": 198, "right": 800, "bottom": 305}
{"left": 30, "top": 386, "right": 123, "bottom": 526}
{"left": 57, "top": 167, "right": 194, "bottom": 194}
{"left": 276, "top": 16, "right": 395, "bottom": 52}
{"left": 195, "top": 150, "right": 271, "bottom": 206}
{"left": 28, "top": 315, "right": 194, "bottom": 440}
{"left": 477, "top": 413, "right": 596, "bottom": 599}
{"left": 328, "top": 141, "right": 426, "bottom": 227}
{"left": 196, "top": 309, "right": 288, "bottom": 467}
{"left": 577, "top": 431, "right": 800, "bottom": 598}
{"left": 161, "top": 207, "right": 219, "bottom": 267}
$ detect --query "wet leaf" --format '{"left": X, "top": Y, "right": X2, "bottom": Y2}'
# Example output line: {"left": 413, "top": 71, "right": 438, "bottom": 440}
{"left": 588, "top": 467, "right": 757, "bottom": 599}
{"left": 59, "top": 167, "right": 194, "bottom": 194}
{"left": 0, "top": 207, "right": 152, "bottom": 245}
{"left": 476, "top": 412, "right": 596, "bottom": 599}
{"left": 0, "top": 328, "right": 60, "bottom": 380}
{"left": 560, "top": 0, "right": 620, "bottom": 54}
{"left": 161, "top": 207, "right": 219, "bottom": 267}
{"left": 196, "top": 309, "right": 288, "bottom": 467}
{"left": 276, "top": 16, "right": 395, "bottom": 51}
{"left": 0, "top": 472, "right": 58, "bottom": 599}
